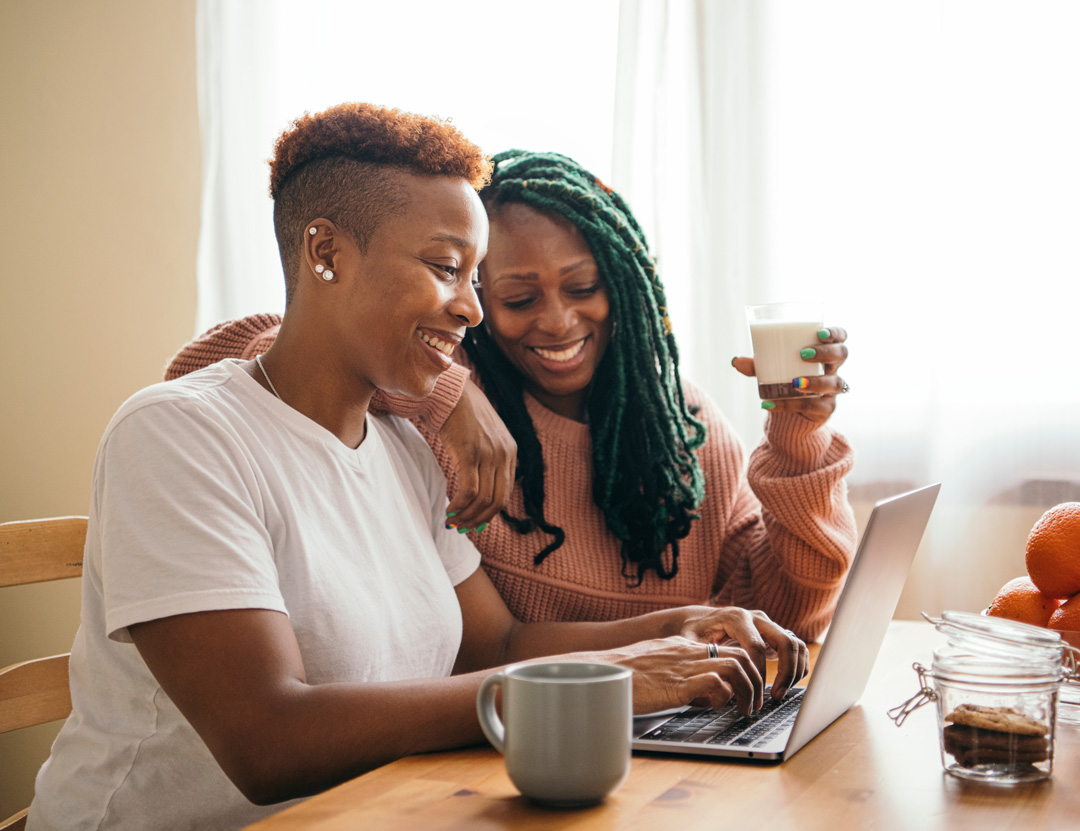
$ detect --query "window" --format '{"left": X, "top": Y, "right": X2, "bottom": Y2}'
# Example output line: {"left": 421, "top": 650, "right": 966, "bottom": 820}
{"left": 196, "top": 0, "right": 619, "bottom": 329}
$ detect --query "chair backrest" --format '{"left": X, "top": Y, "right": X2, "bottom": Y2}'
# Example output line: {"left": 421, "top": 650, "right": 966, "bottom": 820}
{"left": 0, "top": 517, "right": 87, "bottom": 831}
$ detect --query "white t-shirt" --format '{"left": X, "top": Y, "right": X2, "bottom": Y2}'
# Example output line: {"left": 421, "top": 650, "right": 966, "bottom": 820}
{"left": 28, "top": 360, "right": 480, "bottom": 831}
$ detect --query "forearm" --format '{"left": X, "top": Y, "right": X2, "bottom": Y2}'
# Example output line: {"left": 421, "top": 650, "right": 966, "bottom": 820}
{"left": 713, "top": 423, "right": 854, "bottom": 640}
{"left": 501, "top": 607, "right": 687, "bottom": 663}
{"left": 712, "top": 511, "right": 854, "bottom": 642}
{"left": 712, "top": 524, "right": 848, "bottom": 642}
{"left": 207, "top": 672, "right": 490, "bottom": 805}
{"left": 371, "top": 361, "right": 469, "bottom": 427}
{"left": 450, "top": 571, "right": 805, "bottom": 720}
{"left": 132, "top": 608, "right": 492, "bottom": 807}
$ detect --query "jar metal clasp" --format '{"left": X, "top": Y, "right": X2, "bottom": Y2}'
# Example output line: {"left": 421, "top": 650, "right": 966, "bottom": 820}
{"left": 1063, "top": 643, "right": 1080, "bottom": 678}
{"left": 888, "top": 662, "right": 938, "bottom": 727}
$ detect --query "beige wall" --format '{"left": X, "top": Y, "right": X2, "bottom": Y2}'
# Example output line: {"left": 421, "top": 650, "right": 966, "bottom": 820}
{"left": 0, "top": 0, "right": 200, "bottom": 817}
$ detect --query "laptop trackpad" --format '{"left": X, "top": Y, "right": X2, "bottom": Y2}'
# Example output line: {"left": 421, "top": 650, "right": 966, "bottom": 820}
{"left": 632, "top": 707, "right": 689, "bottom": 738}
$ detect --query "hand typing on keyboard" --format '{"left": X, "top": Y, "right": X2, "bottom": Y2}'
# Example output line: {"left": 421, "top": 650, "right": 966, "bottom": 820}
{"left": 595, "top": 635, "right": 784, "bottom": 717}
{"left": 673, "top": 606, "right": 810, "bottom": 707}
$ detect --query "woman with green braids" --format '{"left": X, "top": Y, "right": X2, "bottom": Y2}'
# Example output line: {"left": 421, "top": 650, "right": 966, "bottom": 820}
{"left": 168, "top": 149, "right": 855, "bottom": 642}
{"left": 457, "top": 150, "right": 855, "bottom": 641}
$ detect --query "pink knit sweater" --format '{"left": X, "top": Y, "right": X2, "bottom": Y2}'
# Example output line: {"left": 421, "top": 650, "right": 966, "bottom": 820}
{"left": 166, "top": 315, "right": 856, "bottom": 641}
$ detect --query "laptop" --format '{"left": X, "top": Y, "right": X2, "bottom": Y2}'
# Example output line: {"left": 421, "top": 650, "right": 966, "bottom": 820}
{"left": 632, "top": 482, "right": 940, "bottom": 762}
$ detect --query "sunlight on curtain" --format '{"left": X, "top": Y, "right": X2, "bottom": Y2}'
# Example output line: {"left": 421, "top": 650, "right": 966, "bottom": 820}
{"left": 762, "top": 0, "right": 1080, "bottom": 615}
{"left": 612, "top": 0, "right": 1080, "bottom": 617}
{"left": 195, "top": 0, "right": 619, "bottom": 330}
{"left": 612, "top": 0, "right": 767, "bottom": 446}
{"left": 765, "top": 0, "right": 1080, "bottom": 504}
{"left": 614, "top": 0, "right": 1080, "bottom": 493}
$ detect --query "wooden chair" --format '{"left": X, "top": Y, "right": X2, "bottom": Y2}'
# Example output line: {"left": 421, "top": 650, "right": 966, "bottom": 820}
{"left": 0, "top": 517, "right": 86, "bottom": 831}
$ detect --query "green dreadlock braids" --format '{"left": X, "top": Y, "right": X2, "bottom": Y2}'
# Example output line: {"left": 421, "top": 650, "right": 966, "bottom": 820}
{"left": 465, "top": 150, "right": 707, "bottom": 584}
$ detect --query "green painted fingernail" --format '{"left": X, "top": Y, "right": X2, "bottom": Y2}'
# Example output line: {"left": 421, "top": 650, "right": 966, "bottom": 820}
{"left": 476, "top": 523, "right": 488, "bottom": 533}
{"left": 761, "top": 401, "right": 775, "bottom": 410}
{"left": 457, "top": 527, "right": 468, "bottom": 534}
{"left": 800, "top": 347, "right": 816, "bottom": 360}
{"left": 445, "top": 511, "right": 457, "bottom": 518}
{"left": 817, "top": 329, "right": 829, "bottom": 341}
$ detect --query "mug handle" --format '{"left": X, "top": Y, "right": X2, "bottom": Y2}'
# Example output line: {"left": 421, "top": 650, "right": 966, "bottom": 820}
{"left": 476, "top": 672, "right": 506, "bottom": 754}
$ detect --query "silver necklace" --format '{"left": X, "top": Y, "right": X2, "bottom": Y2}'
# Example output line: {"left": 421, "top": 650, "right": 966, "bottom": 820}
{"left": 255, "top": 353, "right": 282, "bottom": 400}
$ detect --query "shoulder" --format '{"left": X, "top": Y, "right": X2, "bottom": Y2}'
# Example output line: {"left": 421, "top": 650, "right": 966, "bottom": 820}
{"left": 103, "top": 362, "right": 257, "bottom": 451}
{"left": 115, "top": 361, "right": 231, "bottom": 415}
{"left": 673, "top": 376, "right": 751, "bottom": 483}
{"left": 679, "top": 377, "right": 740, "bottom": 442}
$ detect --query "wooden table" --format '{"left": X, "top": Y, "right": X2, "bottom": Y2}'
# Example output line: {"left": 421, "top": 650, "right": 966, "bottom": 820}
{"left": 247, "top": 621, "right": 1080, "bottom": 830}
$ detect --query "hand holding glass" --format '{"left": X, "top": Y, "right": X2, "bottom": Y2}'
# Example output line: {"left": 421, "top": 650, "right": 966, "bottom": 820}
{"left": 745, "top": 302, "right": 825, "bottom": 400}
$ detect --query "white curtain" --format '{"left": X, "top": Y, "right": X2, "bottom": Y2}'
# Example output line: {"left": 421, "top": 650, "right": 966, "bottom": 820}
{"left": 196, "top": 0, "right": 285, "bottom": 331}
{"left": 611, "top": 0, "right": 1080, "bottom": 616}
{"left": 769, "top": 0, "right": 1080, "bottom": 618}
{"left": 611, "top": 0, "right": 767, "bottom": 446}
{"left": 196, "top": 0, "right": 1080, "bottom": 615}
{"left": 765, "top": 1, "right": 1080, "bottom": 500}
{"left": 194, "top": 0, "right": 620, "bottom": 332}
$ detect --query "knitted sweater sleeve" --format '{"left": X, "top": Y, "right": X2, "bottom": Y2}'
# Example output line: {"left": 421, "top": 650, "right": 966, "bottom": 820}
{"left": 163, "top": 313, "right": 284, "bottom": 380}
{"left": 699, "top": 386, "right": 857, "bottom": 642}
{"left": 161, "top": 313, "right": 466, "bottom": 429}
{"left": 370, "top": 364, "right": 469, "bottom": 432}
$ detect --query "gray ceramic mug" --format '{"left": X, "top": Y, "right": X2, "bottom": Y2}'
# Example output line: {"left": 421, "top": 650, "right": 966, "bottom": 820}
{"left": 476, "top": 661, "right": 633, "bottom": 805}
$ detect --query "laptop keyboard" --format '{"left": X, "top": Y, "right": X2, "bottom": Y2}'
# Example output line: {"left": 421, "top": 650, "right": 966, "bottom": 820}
{"left": 639, "top": 685, "right": 805, "bottom": 748}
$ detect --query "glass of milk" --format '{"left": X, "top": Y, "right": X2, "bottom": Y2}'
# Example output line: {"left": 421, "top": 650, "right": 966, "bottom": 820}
{"left": 745, "top": 302, "right": 825, "bottom": 400}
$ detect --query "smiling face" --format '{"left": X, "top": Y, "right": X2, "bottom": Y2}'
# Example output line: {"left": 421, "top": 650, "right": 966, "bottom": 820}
{"left": 324, "top": 172, "right": 488, "bottom": 400}
{"left": 479, "top": 203, "right": 612, "bottom": 421}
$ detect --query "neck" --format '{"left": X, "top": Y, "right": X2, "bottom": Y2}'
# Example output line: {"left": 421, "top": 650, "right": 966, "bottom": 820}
{"left": 251, "top": 317, "right": 373, "bottom": 449}
{"left": 525, "top": 384, "right": 588, "bottom": 423}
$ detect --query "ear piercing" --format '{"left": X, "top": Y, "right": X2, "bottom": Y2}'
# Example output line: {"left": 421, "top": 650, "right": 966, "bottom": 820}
{"left": 309, "top": 228, "right": 332, "bottom": 279}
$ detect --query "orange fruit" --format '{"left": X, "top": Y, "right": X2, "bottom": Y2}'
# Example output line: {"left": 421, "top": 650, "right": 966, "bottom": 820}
{"left": 987, "top": 576, "right": 1060, "bottom": 627}
{"left": 1048, "top": 594, "right": 1080, "bottom": 632}
{"left": 1024, "top": 502, "right": 1080, "bottom": 599}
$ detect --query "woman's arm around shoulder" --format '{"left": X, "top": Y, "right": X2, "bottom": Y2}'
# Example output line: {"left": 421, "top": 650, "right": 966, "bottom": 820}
{"left": 163, "top": 314, "right": 515, "bottom": 528}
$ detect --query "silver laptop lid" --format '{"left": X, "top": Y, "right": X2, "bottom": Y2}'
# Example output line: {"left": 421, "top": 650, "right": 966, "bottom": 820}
{"left": 784, "top": 483, "right": 940, "bottom": 758}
